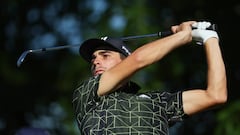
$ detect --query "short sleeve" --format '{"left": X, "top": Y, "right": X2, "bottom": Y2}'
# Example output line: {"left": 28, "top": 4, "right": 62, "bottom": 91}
{"left": 160, "top": 91, "right": 187, "bottom": 125}
{"left": 72, "top": 75, "right": 101, "bottom": 121}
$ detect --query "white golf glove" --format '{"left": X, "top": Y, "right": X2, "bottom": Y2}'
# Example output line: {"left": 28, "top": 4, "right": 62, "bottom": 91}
{"left": 191, "top": 21, "right": 219, "bottom": 45}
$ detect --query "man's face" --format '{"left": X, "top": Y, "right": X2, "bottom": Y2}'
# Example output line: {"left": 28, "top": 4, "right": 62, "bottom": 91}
{"left": 91, "top": 50, "right": 123, "bottom": 76}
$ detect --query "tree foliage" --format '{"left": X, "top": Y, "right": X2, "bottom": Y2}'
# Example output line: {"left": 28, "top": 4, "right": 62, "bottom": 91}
{"left": 1, "top": 0, "right": 239, "bottom": 135}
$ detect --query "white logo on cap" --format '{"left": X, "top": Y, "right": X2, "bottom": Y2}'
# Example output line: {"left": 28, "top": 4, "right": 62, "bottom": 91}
{"left": 100, "top": 36, "right": 108, "bottom": 41}
{"left": 122, "top": 46, "right": 131, "bottom": 55}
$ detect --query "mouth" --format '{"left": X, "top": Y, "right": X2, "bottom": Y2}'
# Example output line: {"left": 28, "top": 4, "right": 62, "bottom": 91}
{"left": 94, "top": 69, "right": 105, "bottom": 76}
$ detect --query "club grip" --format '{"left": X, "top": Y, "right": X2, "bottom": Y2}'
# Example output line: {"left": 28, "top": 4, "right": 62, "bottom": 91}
{"left": 158, "top": 31, "right": 172, "bottom": 37}
{"left": 159, "top": 23, "right": 217, "bottom": 38}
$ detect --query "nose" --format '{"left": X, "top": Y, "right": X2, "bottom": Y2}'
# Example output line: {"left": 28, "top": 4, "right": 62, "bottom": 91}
{"left": 92, "top": 56, "right": 101, "bottom": 65}
{"left": 91, "top": 56, "right": 101, "bottom": 75}
{"left": 92, "top": 55, "right": 103, "bottom": 70}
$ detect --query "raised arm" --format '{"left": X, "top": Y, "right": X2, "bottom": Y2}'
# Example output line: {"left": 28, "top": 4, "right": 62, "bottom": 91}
{"left": 97, "top": 21, "right": 196, "bottom": 96}
{"left": 182, "top": 24, "right": 227, "bottom": 115}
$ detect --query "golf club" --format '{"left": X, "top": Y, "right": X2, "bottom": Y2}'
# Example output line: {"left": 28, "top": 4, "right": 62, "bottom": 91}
{"left": 17, "top": 24, "right": 217, "bottom": 67}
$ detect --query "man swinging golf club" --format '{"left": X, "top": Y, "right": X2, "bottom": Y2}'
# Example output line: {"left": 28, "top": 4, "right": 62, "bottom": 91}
{"left": 72, "top": 21, "right": 227, "bottom": 134}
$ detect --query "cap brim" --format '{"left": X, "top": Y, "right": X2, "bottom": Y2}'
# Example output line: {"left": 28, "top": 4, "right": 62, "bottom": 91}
{"left": 79, "top": 38, "right": 112, "bottom": 62}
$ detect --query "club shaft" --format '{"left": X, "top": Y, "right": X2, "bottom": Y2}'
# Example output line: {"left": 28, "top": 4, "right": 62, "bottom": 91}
{"left": 16, "top": 24, "right": 217, "bottom": 67}
{"left": 121, "top": 31, "right": 172, "bottom": 41}
{"left": 17, "top": 32, "right": 168, "bottom": 67}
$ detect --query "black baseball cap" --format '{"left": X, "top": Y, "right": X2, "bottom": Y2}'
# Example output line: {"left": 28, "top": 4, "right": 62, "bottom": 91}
{"left": 79, "top": 36, "right": 131, "bottom": 62}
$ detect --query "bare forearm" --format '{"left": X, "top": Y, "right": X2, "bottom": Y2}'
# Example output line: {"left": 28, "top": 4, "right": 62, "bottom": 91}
{"left": 131, "top": 31, "right": 191, "bottom": 68}
{"left": 205, "top": 38, "right": 227, "bottom": 102}
{"left": 182, "top": 39, "right": 227, "bottom": 115}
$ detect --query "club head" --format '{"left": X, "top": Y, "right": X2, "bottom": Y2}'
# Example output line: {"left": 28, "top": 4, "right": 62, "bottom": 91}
{"left": 17, "top": 50, "right": 32, "bottom": 67}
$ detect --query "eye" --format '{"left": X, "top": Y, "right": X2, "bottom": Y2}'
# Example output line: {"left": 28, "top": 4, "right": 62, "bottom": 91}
{"left": 102, "top": 53, "right": 111, "bottom": 59}
{"left": 103, "top": 54, "right": 109, "bottom": 57}
{"left": 91, "top": 55, "right": 96, "bottom": 63}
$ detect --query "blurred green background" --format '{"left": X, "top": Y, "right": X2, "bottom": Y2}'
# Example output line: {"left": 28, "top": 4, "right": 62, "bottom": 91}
{"left": 1, "top": 0, "right": 239, "bottom": 135}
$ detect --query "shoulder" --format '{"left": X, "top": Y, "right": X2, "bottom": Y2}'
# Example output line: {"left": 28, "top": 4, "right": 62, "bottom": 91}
{"left": 72, "top": 75, "right": 102, "bottom": 104}
{"left": 77, "top": 75, "right": 101, "bottom": 88}
{"left": 73, "top": 75, "right": 101, "bottom": 97}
